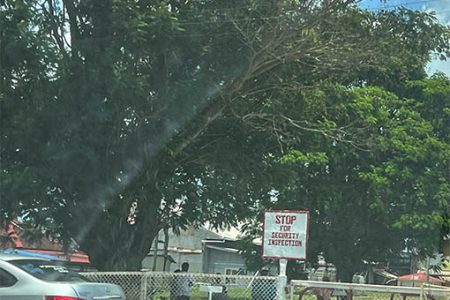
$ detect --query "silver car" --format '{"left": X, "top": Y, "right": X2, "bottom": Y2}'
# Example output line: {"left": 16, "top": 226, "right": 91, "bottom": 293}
{"left": 0, "top": 253, "right": 126, "bottom": 299}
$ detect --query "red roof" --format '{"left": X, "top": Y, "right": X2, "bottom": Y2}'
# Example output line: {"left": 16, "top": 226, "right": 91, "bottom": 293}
{"left": 9, "top": 223, "right": 23, "bottom": 247}
{"left": 24, "top": 249, "right": 90, "bottom": 264}
{"left": 1, "top": 221, "right": 90, "bottom": 264}
{"left": 398, "top": 272, "right": 444, "bottom": 283}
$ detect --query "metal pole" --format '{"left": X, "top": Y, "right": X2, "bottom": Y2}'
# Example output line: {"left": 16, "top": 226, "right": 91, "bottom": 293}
{"left": 289, "top": 283, "right": 294, "bottom": 300}
{"left": 140, "top": 273, "right": 148, "bottom": 300}
{"left": 278, "top": 259, "right": 288, "bottom": 300}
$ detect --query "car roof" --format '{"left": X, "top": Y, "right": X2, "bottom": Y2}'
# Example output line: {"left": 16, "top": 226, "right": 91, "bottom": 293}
{"left": 0, "top": 253, "right": 50, "bottom": 262}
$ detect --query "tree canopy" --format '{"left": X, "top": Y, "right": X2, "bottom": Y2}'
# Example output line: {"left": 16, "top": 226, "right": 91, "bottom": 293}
{"left": 1, "top": 0, "right": 449, "bottom": 275}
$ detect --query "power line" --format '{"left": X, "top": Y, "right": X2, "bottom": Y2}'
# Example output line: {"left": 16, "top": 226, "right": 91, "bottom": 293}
{"left": 157, "top": 1, "right": 449, "bottom": 27}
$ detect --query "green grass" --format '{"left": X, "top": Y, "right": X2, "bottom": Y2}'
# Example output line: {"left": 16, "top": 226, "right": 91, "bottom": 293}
{"left": 149, "top": 286, "right": 253, "bottom": 300}
{"left": 146, "top": 287, "right": 449, "bottom": 300}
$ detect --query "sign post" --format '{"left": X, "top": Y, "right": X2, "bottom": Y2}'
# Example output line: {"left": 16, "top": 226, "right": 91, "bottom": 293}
{"left": 262, "top": 210, "right": 309, "bottom": 300}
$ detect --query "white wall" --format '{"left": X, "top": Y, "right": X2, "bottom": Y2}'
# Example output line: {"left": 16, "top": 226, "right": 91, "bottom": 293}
{"left": 203, "top": 247, "right": 246, "bottom": 274}
{"left": 169, "top": 251, "right": 203, "bottom": 273}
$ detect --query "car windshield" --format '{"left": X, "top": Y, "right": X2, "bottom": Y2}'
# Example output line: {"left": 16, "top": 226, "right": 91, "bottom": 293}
{"left": 1, "top": 0, "right": 450, "bottom": 288}
{"left": 10, "top": 259, "right": 86, "bottom": 282}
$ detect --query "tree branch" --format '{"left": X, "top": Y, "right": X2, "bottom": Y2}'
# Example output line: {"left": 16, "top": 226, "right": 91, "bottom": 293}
{"left": 42, "top": 0, "right": 67, "bottom": 55}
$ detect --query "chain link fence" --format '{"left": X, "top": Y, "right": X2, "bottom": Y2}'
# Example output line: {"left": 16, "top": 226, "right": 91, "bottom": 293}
{"left": 81, "top": 271, "right": 280, "bottom": 300}
{"left": 81, "top": 272, "right": 450, "bottom": 300}
{"left": 290, "top": 280, "right": 450, "bottom": 300}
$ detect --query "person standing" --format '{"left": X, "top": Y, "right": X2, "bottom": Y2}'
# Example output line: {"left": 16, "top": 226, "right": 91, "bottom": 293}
{"left": 179, "top": 262, "right": 193, "bottom": 300}
{"left": 171, "top": 269, "right": 181, "bottom": 300}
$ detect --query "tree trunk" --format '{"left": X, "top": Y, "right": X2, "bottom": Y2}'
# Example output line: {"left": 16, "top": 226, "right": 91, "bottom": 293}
{"left": 79, "top": 208, "right": 161, "bottom": 271}
{"left": 163, "top": 227, "right": 169, "bottom": 271}
{"left": 74, "top": 179, "right": 162, "bottom": 271}
{"left": 152, "top": 234, "right": 159, "bottom": 271}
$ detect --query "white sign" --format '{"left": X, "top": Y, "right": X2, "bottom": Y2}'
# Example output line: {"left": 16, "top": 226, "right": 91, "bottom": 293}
{"left": 262, "top": 210, "right": 309, "bottom": 260}
{"left": 199, "top": 285, "right": 223, "bottom": 293}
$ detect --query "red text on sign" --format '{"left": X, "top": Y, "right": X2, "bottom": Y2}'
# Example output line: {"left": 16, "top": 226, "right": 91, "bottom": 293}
{"left": 275, "top": 215, "right": 297, "bottom": 224}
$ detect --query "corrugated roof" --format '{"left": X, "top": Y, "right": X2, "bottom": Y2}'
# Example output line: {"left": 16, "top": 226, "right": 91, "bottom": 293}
{"left": 205, "top": 244, "right": 240, "bottom": 253}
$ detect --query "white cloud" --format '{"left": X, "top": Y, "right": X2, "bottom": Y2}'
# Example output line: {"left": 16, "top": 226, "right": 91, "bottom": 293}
{"left": 423, "top": 0, "right": 450, "bottom": 25}
{"left": 427, "top": 58, "right": 450, "bottom": 76}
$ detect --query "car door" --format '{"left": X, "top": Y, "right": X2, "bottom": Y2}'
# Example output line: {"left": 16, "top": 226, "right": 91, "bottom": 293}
{"left": 0, "top": 265, "right": 38, "bottom": 300}
{"left": 0, "top": 260, "right": 75, "bottom": 300}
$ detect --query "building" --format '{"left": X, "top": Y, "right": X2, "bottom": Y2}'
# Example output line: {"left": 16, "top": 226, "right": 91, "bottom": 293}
{"left": 0, "top": 220, "right": 91, "bottom": 270}
{"left": 203, "top": 239, "right": 247, "bottom": 275}
{"left": 143, "top": 226, "right": 247, "bottom": 274}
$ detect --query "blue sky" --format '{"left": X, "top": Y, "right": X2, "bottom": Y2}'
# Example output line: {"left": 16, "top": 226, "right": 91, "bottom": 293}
{"left": 360, "top": 0, "right": 450, "bottom": 76}
{"left": 360, "top": 0, "right": 445, "bottom": 11}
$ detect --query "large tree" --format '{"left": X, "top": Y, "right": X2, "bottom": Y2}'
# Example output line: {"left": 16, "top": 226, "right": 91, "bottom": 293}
{"left": 1, "top": 0, "right": 449, "bottom": 272}
{"left": 223, "top": 8, "right": 450, "bottom": 280}
{"left": 239, "top": 76, "right": 450, "bottom": 280}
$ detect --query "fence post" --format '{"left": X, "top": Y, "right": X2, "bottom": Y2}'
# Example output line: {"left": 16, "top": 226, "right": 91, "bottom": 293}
{"left": 140, "top": 272, "right": 148, "bottom": 300}
{"left": 289, "top": 283, "right": 294, "bottom": 300}
{"left": 277, "top": 259, "right": 287, "bottom": 300}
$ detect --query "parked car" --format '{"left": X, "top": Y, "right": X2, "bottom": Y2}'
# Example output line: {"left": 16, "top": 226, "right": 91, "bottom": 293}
{"left": 0, "top": 253, "right": 126, "bottom": 299}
